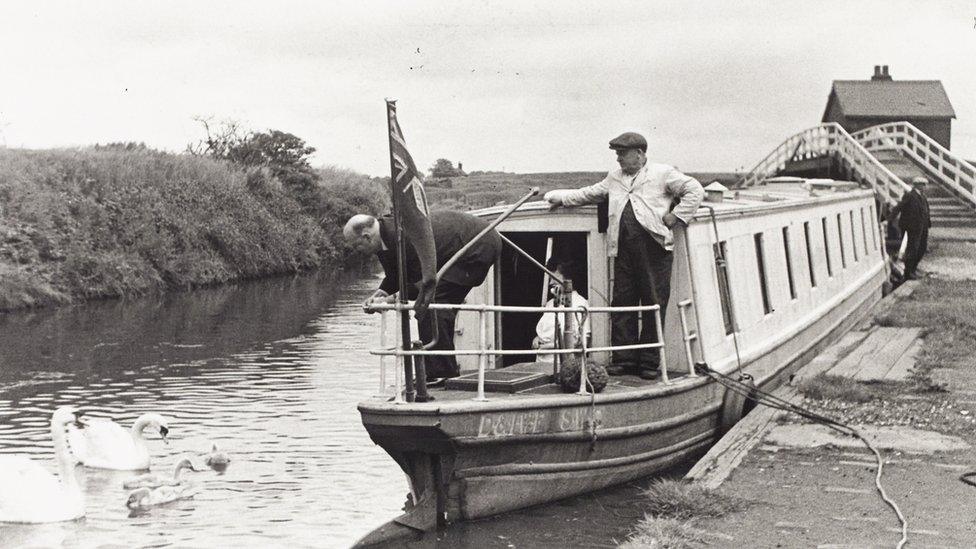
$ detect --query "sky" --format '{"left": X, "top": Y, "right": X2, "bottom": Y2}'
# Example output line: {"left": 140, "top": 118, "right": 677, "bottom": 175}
{"left": 1, "top": 1, "right": 975, "bottom": 176}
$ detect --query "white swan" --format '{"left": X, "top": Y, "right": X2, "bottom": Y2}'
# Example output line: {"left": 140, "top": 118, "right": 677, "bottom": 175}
{"left": 67, "top": 412, "right": 169, "bottom": 470}
{"left": 122, "top": 456, "right": 197, "bottom": 490}
{"left": 0, "top": 406, "right": 86, "bottom": 523}
{"left": 126, "top": 482, "right": 199, "bottom": 509}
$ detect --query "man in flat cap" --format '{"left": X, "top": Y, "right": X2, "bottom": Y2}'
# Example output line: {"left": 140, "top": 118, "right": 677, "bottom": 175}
{"left": 891, "top": 176, "right": 931, "bottom": 280}
{"left": 544, "top": 132, "right": 704, "bottom": 379}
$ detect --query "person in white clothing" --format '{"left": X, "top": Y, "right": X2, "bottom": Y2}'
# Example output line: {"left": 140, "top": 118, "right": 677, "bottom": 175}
{"left": 544, "top": 132, "right": 703, "bottom": 379}
{"left": 532, "top": 257, "right": 590, "bottom": 365}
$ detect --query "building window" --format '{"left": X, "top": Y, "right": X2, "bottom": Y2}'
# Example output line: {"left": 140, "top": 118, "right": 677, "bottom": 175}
{"left": 836, "top": 213, "right": 847, "bottom": 269}
{"left": 713, "top": 241, "right": 734, "bottom": 335}
{"left": 754, "top": 233, "right": 773, "bottom": 314}
{"left": 822, "top": 217, "right": 833, "bottom": 277}
{"left": 782, "top": 227, "right": 797, "bottom": 300}
{"left": 803, "top": 221, "right": 816, "bottom": 287}
{"left": 849, "top": 211, "right": 859, "bottom": 262}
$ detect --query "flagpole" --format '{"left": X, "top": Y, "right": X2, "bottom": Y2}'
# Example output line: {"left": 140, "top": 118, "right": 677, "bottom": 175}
{"left": 385, "top": 99, "right": 416, "bottom": 403}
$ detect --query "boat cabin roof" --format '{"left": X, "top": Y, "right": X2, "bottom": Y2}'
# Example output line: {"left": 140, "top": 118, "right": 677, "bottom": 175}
{"left": 469, "top": 178, "right": 874, "bottom": 225}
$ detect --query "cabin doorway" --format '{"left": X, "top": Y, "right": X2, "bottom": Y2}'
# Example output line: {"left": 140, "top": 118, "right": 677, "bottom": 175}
{"left": 498, "top": 232, "right": 589, "bottom": 366}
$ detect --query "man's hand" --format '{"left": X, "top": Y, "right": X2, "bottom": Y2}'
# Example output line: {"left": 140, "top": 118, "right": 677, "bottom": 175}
{"left": 544, "top": 190, "right": 562, "bottom": 211}
{"left": 414, "top": 278, "right": 437, "bottom": 314}
{"left": 662, "top": 212, "right": 680, "bottom": 228}
{"left": 363, "top": 289, "right": 390, "bottom": 313}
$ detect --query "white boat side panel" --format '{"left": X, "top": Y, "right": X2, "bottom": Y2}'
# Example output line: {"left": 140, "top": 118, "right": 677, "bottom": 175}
{"left": 686, "top": 194, "right": 882, "bottom": 371}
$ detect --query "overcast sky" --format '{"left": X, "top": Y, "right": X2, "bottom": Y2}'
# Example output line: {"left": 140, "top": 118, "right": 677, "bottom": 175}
{"left": 1, "top": 1, "right": 974, "bottom": 176}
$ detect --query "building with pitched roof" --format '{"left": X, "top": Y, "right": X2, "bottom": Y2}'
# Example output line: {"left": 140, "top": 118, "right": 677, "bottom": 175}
{"left": 822, "top": 65, "right": 955, "bottom": 149}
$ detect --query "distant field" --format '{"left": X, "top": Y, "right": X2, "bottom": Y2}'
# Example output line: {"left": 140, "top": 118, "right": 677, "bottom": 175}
{"left": 425, "top": 171, "right": 741, "bottom": 210}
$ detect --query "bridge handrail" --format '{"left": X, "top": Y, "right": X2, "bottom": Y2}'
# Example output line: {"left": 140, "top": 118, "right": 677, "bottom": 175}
{"left": 852, "top": 121, "right": 976, "bottom": 209}
{"left": 738, "top": 123, "right": 909, "bottom": 206}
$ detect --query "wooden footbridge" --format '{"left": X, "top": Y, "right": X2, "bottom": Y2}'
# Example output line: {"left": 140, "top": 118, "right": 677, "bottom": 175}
{"left": 737, "top": 121, "right": 976, "bottom": 231}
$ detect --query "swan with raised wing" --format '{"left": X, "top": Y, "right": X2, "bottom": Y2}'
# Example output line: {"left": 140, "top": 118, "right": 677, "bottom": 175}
{"left": 122, "top": 456, "right": 198, "bottom": 490}
{"left": 68, "top": 412, "right": 169, "bottom": 470}
{"left": 0, "top": 406, "right": 87, "bottom": 523}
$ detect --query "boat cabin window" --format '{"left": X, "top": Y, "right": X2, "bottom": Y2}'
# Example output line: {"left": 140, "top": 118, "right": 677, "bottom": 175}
{"left": 803, "top": 221, "right": 816, "bottom": 287}
{"left": 754, "top": 233, "right": 773, "bottom": 315}
{"left": 782, "top": 227, "right": 797, "bottom": 300}
{"left": 713, "top": 241, "right": 734, "bottom": 335}
{"left": 498, "top": 231, "right": 589, "bottom": 366}
{"left": 849, "top": 211, "right": 859, "bottom": 263}
{"left": 868, "top": 205, "right": 878, "bottom": 250}
{"left": 860, "top": 208, "right": 870, "bottom": 257}
{"left": 821, "top": 217, "right": 833, "bottom": 277}
{"left": 836, "top": 213, "right": 847, "bottom": 269}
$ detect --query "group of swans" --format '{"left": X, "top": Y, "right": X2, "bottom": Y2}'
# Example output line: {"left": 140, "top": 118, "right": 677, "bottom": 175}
{"left": 0, "top": 406, "right": 230, "bottom": 522}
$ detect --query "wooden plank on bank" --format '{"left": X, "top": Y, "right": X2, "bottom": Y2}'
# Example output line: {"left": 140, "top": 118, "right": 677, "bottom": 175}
{"left": 792, "top": 330, "right": 871, "bottom": 384}
{"left": 826, "top": 327, "right": 921, "bottom": 381}
{"left": 685, "top": 385, "right": 797, "bottom": 490}
{"left": 884, "top": 338, "right": 922, "bottom": 381}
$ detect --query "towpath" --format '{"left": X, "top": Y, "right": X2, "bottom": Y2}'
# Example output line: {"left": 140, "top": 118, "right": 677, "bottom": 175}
{"left": 683, "top": 238, "right": 976, "bottom": 548}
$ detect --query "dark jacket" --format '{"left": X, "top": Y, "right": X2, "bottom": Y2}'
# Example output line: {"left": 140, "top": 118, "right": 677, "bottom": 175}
{"left": 892, "top": 189, "right": 931, "bottom": 231}
{"left": 377, "top": 210, "right": 502, "bottom": 294}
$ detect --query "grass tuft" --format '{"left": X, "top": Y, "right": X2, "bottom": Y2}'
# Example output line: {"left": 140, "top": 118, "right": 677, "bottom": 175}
{"left": 638, "top": 479, "right": 743, "bottom": 520}
{"left": 619, "top": 516, "right": 710, "bottom": 549}
{"left": 799, "top": 374, "right": 900, "bottom": 403}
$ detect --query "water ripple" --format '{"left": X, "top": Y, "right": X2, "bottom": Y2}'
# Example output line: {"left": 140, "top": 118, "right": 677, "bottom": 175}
{"left": 0, "top": 272, "right": 404, "bottom": 548}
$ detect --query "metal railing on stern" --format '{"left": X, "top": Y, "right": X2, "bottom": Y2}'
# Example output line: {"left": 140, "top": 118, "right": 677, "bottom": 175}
{"left": 369, "top": 300, "right": 704, "bottom": 402}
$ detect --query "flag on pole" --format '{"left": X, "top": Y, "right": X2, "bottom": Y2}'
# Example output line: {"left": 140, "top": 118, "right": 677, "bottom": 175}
{"left": 386, "top": 99, "right": 437, "bottom": 311}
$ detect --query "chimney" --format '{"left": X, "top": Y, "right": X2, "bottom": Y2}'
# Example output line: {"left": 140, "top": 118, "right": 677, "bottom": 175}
{"left": 871, "top": 65, "right": 892, "bottom": 81}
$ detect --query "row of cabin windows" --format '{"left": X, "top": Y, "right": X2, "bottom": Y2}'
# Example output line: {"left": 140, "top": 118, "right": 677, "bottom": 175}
{"left": 715, "top": 205, "right": 878, "bottom": 335}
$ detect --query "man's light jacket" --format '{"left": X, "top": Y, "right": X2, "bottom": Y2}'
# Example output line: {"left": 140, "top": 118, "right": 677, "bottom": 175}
{"left": 545, "top": 163, "right": 704, "bottom": 255}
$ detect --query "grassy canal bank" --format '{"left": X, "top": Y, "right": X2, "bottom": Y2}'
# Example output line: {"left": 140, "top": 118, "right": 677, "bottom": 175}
{"left": 0, "top": 146, "right": 388, "bottom": 311}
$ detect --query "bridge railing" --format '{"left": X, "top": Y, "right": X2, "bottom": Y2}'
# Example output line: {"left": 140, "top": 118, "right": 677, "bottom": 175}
{"left": 852, "top": 121, "right": 976, "bottom": 209}
{"left": 739, "top": 123, "right": 909, "bottom": 206}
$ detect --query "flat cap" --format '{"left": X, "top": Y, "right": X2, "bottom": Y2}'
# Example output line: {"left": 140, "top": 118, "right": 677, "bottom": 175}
{"left": 608, "top": 132, "right": 647, "bottom": 152}
{"left": 911, "top": 176, "right": 928, "bottom": 184}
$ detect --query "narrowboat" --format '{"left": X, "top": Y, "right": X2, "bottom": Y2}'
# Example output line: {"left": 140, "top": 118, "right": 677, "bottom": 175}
{"left": 355, "top": 177, "right": 888, "bottom": 545}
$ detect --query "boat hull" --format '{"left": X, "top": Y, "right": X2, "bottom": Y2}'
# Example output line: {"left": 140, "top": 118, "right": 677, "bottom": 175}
{"left": 356, "top": 269, "right": 881, "bottom": 543}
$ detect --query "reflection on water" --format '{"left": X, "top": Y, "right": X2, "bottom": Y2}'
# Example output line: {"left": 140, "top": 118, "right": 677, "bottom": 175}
{"left": 0, "top": 271, "right": 405, "bottom": 549}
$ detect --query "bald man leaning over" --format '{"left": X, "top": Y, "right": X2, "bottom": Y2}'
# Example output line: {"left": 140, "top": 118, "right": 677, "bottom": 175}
{"left": 544, "top": 132, "right": 704, "bottom": 380}
{"left": 343, "top": 211, "right": 502, "bottom": 382}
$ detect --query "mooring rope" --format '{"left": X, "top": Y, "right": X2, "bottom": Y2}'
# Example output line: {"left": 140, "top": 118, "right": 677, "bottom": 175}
{"left": 695, "top": 363, "right": 909, "bottom": 549}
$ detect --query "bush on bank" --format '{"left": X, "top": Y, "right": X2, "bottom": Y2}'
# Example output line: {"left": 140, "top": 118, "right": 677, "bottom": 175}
{"left": 0, "top": 147, "right": 387, "bottom": 311}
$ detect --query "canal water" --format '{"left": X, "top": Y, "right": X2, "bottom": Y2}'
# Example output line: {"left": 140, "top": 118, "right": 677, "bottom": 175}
{"left": 0, "top": 271, "right": 648, "bottom": 549}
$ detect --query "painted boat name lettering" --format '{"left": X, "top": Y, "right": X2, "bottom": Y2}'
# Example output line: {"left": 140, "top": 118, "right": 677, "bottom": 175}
{"left": 476, "top": 408, "right": 601, "bottom": 438}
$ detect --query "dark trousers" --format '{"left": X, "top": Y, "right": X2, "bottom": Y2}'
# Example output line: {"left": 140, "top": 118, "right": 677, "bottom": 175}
{"left": 416, "top": 280, "right": 470, "bottom": 379}
{"left": 611, "top": 202, "right": 672, "bottom": 371}
{"left": 902, "top": 225, "right": 929, "bottom": 278}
